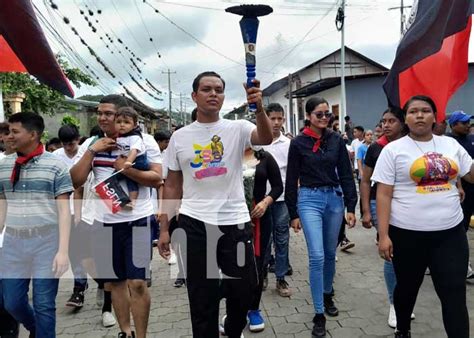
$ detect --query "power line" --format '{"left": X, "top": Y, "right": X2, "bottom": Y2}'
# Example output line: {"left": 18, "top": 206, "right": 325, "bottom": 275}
{"left": 267, "top": 0, "right": 339, "bottom": 73}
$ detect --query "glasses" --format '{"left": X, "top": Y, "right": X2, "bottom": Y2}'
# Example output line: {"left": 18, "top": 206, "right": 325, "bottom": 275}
{"left": 311, "top": 111, "right": 333, "bottom": 119}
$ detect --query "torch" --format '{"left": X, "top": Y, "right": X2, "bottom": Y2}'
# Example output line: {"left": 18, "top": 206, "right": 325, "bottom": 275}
{"left": 225, "top": 4, "right": 273, "bottom": 113}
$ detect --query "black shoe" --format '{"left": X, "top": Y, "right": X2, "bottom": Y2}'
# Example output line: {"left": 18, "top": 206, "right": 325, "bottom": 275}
{"left": 394, "top": 330, "right": 411, "bottom": 338}
{"left": 285, "top": 264, "right": 293, "bottom": 276}
{"left": 312, "top": 314, "right": 326, "bottom": 337}
{"left": 174, "top": 278, "right": 185, "bottom": 288}
{"left": 323, "top": 293, "right": 338, "bottom": 317}
{"left": 118, "top": 331, "right": 136, "bottom": 338}
{"left": 66, "top": 288, "right": 85, "bottom": 308}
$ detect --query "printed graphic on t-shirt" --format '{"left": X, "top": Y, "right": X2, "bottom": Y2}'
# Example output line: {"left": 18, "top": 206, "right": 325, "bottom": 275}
{"left": 190, "top": 135, "right": 227, "bottom": 179}
{"left": 409, "top": 152, "right": 458, "bottom": 194}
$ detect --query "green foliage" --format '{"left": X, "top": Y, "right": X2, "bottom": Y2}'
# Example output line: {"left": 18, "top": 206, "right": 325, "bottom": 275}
{"left": 40, "top": 130, "right": 50, "bottom": 144}
{"left": 77, "top": 94, "right": 104, "bottom": 102}
{"left": 61, "top": 114, "right": 80, "bottom": 128}
{"left": 0, "top": 55, "right": 97, "bottom": 116}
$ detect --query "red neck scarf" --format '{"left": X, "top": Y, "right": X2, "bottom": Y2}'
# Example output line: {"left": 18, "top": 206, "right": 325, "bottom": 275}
{"left": 376, "top": 135, "right": 389, "bottom": 147}
{"left": 11, "top": 143, "right": 44, "bottom": 189}
{"left": 303, "top": 127, "right": 322, "bottom": 153}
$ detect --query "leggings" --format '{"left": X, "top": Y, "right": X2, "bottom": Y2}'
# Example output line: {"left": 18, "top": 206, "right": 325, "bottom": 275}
{"left": 389, "top": 223, "right": 469, "bottom": 337}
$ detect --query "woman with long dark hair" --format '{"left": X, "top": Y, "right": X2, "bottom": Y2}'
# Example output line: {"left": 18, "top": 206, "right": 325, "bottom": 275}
{"left": 243, "top": 147, "right": 283, "bottom": 333}
{"left": 372, "top": 95, "right": 474, "bottom": 338}
{"left": 285, "top": 97, "right": 357, "bottom": 337}
{"left": 360, "top": 107, "right": 414, "bottom": 328}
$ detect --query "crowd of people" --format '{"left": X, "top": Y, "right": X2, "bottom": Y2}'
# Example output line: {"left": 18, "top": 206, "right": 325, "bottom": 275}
{"left": 0, "top": 70, "right": 472, "bottom": 338}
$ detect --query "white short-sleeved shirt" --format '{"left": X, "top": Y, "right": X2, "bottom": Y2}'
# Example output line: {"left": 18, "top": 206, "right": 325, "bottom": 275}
{"left": 53, "top": 147, "right": 82, "bottom": 214}
{"left": 351, "top": 138, "right": 363, "bottom": 169}
{"left": 75, "top": 133, "right": 162, "bottom": 223}
{"left": 262, "top": 133, "right": 290, "bottom": 202}
{"left": 372, "top": 135, "right": 472, "bottom": 231}
{"left": 163, "top": 119, "right": 255, "bottom": 225}
{"left": 116, "top": 134, "right": 146, "bottom": 159}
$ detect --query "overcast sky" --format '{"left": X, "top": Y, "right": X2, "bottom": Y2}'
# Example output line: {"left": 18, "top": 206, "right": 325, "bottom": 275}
{"left": 33, "top": 0, "right": 474, "bottom": 114}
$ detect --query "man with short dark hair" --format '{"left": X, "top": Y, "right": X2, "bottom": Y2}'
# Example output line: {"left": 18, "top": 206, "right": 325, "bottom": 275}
{"left": 0, "top": 121, "right": 19, "bottom": 338}
{"left": 447, "top": 110, "right": 474, "bottom": 279}
{"left": 70, "top": 95, "right": 162, "bottom": 338}
{"left": 262, "top": 103, "right": 293, "bottom": 302}
{"left": 344, "top": 115, "right": 354, "bottom": 142}
{"left": 159, "top": 71, "right": 272, "bottom": 338}
{"left": 53, "top": 124, "right": 91, "bottom": 309}
{"left": 154, "top": 131, "right": 171, "bottom": 153}
{"left": 0, "top": 112, "right": 72, "bottom": 338}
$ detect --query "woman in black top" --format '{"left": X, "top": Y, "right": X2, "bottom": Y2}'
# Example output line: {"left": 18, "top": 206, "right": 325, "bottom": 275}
{"left": 244, "top": 147, "right": 283, "bottom": 333}
{"left": 285, "top": 97, "right": 357, "bottom": 337}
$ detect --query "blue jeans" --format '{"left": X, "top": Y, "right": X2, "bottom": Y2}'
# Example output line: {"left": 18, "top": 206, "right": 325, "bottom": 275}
{"left": 370, "top": 200, "right": 396, "bottom": 304}
{"left": 2, "top": 230, "right": 59, "bottom": 337}
{"left": 298, "top": 187, "right": 343, "bottom": 314}
{"left": 270, "top": 201, "right": 290, "bottom": 279}
{"left": 70, "top": 219, "right": 88, "bottom": 291}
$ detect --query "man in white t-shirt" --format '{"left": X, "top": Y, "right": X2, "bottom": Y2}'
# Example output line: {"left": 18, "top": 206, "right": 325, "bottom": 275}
{"left": 261, "top": 103, "right": 293, "bottom": 298}
{"left": 159, "top": 71, "right": 273, "bottom": 338}
{"left": 70, "top": 95, "right": 162, "bottom": 338}
{"left": 350, "top": 125, "right": 365, "bottom": 176}
{"left": 53, "top": 124, "right": 92, "bottom": 310}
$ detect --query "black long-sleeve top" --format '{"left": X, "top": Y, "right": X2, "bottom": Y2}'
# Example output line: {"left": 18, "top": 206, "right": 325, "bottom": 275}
{"left": 253, "top": 150, "right": 283, "bottom": 203}
{"left": 285, "top": 129, "right": 357, "bottom": 220}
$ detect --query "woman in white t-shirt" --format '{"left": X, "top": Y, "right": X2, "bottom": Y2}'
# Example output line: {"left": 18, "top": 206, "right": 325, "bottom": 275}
{"left": 372, "top": 95, "right": 474, "bottom": 338}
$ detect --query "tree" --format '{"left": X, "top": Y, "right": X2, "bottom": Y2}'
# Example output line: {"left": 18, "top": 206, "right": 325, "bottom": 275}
{"left": 0, "top": 55, "right": 97, "bottom": 115}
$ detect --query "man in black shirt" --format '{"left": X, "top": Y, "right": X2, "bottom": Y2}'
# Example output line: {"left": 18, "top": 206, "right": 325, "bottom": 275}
{"left": 447, "top": 110, "right": 474, "bottom": 280}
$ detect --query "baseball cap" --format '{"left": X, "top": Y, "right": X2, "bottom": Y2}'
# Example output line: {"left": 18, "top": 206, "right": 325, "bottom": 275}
{"left": 448, "top": 110, "right": 472, "bottom": 125}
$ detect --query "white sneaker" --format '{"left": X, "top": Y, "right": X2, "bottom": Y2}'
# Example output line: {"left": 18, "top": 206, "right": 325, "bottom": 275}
{"left": 388, "top": 304, "right": 396, "bottom": 328}
{"left": 96, "top": 288, "right": 104, "bottom": 308}
{"left": 467, "top": 262, "right": 474, "bottom": 279}
{"left": 102, "top": 311, "right": 116, "bottom": 327}
{"left": 168, "top": 251, "right": 177, "bottom": 265}
{"left": 388, "top": 304, "right": 415, "bottom": 328}
{"left": 219, "top": 315, "right": 244, "bottom": 337}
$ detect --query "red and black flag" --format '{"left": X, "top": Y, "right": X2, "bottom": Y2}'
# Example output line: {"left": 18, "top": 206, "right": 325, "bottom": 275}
{"left": 94, "top": 173, "right": 131, "bottom": 214}
{"left": 0, "top": 0, "right": 74, "bottom": 97}
{"left": 383, "top": 0, "right": 472, "bottom": 121}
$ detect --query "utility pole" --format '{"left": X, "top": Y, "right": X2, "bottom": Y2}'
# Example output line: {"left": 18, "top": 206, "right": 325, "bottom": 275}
{"left": 288, "top": 73, "right": 294, "bottom": 135}
{"left": 179, "top": 93, "right": 184, "bottom": 124}
{"left": 162, "top": 69, "right": 176, "bottom": 130}
{"left": 389, "top": 0, "right": 412, "bottom": 38}
{"left": 336, "top": 1, "right": 346, "bottom": 129}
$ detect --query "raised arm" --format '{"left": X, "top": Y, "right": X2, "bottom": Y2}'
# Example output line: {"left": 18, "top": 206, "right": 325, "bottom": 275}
{"left": 246, "top": 79, "right": 272, "bottom": 145}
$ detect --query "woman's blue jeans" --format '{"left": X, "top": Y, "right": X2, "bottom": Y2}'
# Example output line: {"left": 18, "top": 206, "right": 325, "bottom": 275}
{"left": 370, "top": 200, "right": 397, "bottom": 304}
{"left": 298, "top": 186, "right": 344, "bottom": 314}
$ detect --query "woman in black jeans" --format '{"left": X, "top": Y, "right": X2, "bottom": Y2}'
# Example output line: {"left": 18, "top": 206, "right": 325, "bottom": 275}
{"left": 244, "top": 147, "right": 283, "bottom": 333}
{"left": 372, "top": 95, "right": 474, "bottom": 338}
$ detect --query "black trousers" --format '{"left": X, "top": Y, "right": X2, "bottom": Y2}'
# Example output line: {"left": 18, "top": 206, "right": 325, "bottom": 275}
{"left": 177, "top": 214, "right": 258, "bottom": 338}
{"left": 250, "top": 211, "right": 273, "bottom": 310}
{"left": 390, "top": 223, "right": 469, "bottom": 337}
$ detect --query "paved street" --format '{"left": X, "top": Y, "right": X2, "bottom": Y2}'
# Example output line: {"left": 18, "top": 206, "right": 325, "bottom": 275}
{"left": 19, "top": 225, "right": 474, "bottom": 337}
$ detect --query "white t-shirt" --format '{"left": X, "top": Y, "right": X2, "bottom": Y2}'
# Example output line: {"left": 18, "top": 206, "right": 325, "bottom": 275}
{"left": 163, "top": 119, "right": 255, "bottom": 225}
{"left": 116, "top": 134, "right": 146, "bottom": 160}
{"left": 262, "top": 133, "right": 290, "bottom": 202}
{"left": 53, "top": 147, "right": 82, "bottom": 214}
{"left": 75, "top": 133, "right": 162, "bottom": 223}
{"left": 351, "top": 138, "right": 363, "bottom": 170}
{"left": 372, "top": 135, "right": 472, "bottom": 231}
